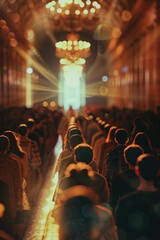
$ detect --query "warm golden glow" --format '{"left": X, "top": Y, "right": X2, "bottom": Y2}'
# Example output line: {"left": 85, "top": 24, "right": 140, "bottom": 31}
{"left": 121, "top": 10, "right": 132, "bottom": 22}
{"left": 115, "top": 44, "right": 124, "bottom": 56}
{"left": 55, "top": 33, "right": 90, "bottom": 62}
{"left": 26, "top": 70, "right": 32, "bottom": 107}
{"left": 62, "top": 64, "right": 83, "bottom": 79}
{"left": 59, "top": 58, "right": 86, "bottom": 65}
{"left": 112, "top": 27, "right": 122, "bottom": 39}
{"left": 45, "top": 0, "right": 101, "bottom": 18}
{"left": 9, "top": 38, "right": 18, "bottom": 47}
{"left": 25, "top": 29, "right": 35, "bottom": 41}
{"left": 0, "top": 203, "right": 5, "bottom": 218}
{"left": 99, "top": 85, "right": 108, "bottom": 96}
{"left": 50, "top": 101, "right": 56, "bottom": 107}
{"left": 42, "top": 101, "right": 49, "bottom": 107}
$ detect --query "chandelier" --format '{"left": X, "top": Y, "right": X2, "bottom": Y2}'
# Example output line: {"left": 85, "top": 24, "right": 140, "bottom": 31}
{"left": 55, "top": 33, "right": 91, "bottom": 63}
{"left": 45, "top": 0, "right": 101, "bottom": 18}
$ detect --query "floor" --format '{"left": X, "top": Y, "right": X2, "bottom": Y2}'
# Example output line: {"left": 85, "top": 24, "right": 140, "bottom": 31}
{"left": 23, "top": 137, "right": 62, "bottom": 240}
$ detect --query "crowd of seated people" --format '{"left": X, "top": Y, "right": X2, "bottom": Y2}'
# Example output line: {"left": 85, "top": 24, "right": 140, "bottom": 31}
{"left": 52, "top": 106, "right": 160, "bottom": 240}
{"left": 1, "top": 105, "right": 160, "bottom": 239}
{"left": 0, "top": 106, "right": 63, "bottom": 239}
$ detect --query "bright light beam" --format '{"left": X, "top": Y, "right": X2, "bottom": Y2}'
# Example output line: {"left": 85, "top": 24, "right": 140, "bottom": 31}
{"left": 15, "top": 46, "right": 58, "bottom": 87}
{"left": 32, "top": 93, "right": 58, "bottom": 105}
{"left": 31, "top": 83, "right": 59, "bottom": 93}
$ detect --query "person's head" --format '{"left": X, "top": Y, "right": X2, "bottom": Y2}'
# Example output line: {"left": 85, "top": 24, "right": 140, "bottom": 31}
{"left": 124, "top": 144, "right": 144, "bottom": 166}
{"left": 74, "top": 143, "right": 93, "bottom": 164}
{"left": 114, "top": 128, "right": 129, "bottom": 144}
{"left": 136, "top": 154, "right": 159, "bottom": 181}
{"left": 26, "top": 118, "right": 35, "bottom": 129}
{"left": 58, "top": 166, "right": 99, "bottom": 238}
{"left": 133, "top": 117, "right": 148, "bottom": 131}
{"left": 106, "top": 126, "right": 117, "bottom": 143}
{"left": 4, "top": 130, "right": 24, "bottom": 158}
{"left": 69, "top": 134, "right": 84, "bottom": 150}
{"left": 60, "top": 195, "right": 99, "bottom": 240}
{"left": 0, "top": 135, "right": 10, "bottom": 154}
{"left": 69, "top": 128, "right": 82, "bottom": 139}
{"left": 133, "top": 132, "right": 152, "bottom": 153}
{"left": 17, "top": 124, "right": 28, "bottom": 136}
{"left": 68, "top": 123, "right": 78, "bottom": 130}
{"left": 63, "top": 124, "right": 79, "bottom": 150}
{"left": 64, "top": 162, "right": 93, "bottom": 178}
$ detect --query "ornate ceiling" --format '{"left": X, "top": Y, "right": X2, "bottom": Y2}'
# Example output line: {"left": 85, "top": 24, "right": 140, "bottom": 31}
{"left": 0, "top": 0, "right": 137, "bottom": 40}
{"left": 0, "top": 0, "right": 139, "bottom": 80}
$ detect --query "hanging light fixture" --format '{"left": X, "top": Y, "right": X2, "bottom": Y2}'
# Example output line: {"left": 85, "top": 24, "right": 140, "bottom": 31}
{"left": 55, "top": 33, "right": 91, "bottom": 63}
{"left": 45, "top": 0, "right": 101, "bottom": 18}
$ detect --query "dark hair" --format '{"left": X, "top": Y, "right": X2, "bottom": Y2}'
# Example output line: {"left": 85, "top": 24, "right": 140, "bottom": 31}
{"left": 18, "top": 124, "right": 28, "bottom": 136}
{"left": 0, "top": 135, "right": 10, "bottom": 153}
{"left": 60, "top": 196, "right": 99, "bottom": 240}
{"left": 133, "top": 117, "right": 148, "bottom": 132}
{"left": 115, "top": 128, "right": 129, "bottom": 144}
{"left": 69, "top": 128, "right": 82, "bottom": 138}
{"left": 4, "top": 131, "right": 25, "bottom": 158}
{"left": 26, "top": 118, "right": 35, "bottom": 129}
{"left": 137, "top": 154, "right": 159, "bottom": 181}
{"left": 69, "top": 134, "right": 84, "bottom": 149}
{"left": 133, "top": 132, "right": 153, "bottom": 154}
{"left": 74, "top": 143, "right": 93, "bottom": 164}
{"left": 124, "top": 144, "right": 144, "bottom": 166}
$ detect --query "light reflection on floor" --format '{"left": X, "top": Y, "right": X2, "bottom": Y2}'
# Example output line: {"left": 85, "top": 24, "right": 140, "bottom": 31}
{"left": 23, "top": 137, "right": 62, "bottom": 239}
{"left": 43, "top": 173, "right": 59, "bottom": 240}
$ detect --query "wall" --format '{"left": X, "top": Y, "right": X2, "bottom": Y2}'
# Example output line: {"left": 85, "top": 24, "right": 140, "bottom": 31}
{"left": 107, "top": 0, "right": 160, "bottom": 111}
{"left": 0, "top": 22, "right": 27, "bottom": 109}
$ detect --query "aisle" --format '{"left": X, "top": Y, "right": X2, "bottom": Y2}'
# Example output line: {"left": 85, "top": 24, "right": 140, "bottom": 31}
{"left": 23, "top": 137, "right": 62, "bottom": 239}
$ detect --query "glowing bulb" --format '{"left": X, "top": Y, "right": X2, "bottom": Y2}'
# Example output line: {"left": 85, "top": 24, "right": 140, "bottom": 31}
{"left": 57, "top": 8, "right": 62, "bottom": 13}
{"left": 92, "top": 1, "right": 97, "bottom": 7}
{"left": 50, "top": 101, "right": 56, "bottom": 107}
{"left": 86, "top": 0, "right": 91, "bottom": 5}
{"left": 95, "top": 3, "right": 101, "bottom": 9}
{"left": 26, "top": 67, "right": 33, "bottom": 74}
{"left": 65, "top": 9, "right": 70, "bottom": 15}
{"left": 102, "top": 75, "right": 108, "bottom": 82}
{"left": 90, "top": 8, "right": 95, "bottom": 13}
{"left": 112, "top": 28, "right": 122, "bottom": 38}
{"left": 80, "top": 2, "right": 84, "bottom": 7}
{"left": 100, "top": 86, "right": 108, "bottom": 96}
{"left": 73, "top": 40, "right": 78, "bottom": 45}
{"left": 42, "top": 101, "right": 48, "bottom": 107}
{"left": 83, "top": 9, "right": 88, "bottom": 15}
{"left": 75, "top": 9, "right": 80, "bottom": 15}
{"left": 50, "top": 6, "right": 55, "bottom": 11}
{"left": 26, "top": 29, "right": 34, "bottom": 41}
{"left": 122, "top": 10, "right": 132, "bottom": 21}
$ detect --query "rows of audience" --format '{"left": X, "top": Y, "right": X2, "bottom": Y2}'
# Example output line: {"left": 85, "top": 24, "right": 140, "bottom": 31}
{"left": 52, "top": 107, "right": 160, "bottom": 240}
{"left": 0, "top": 105, "right": 160, "bottom": 239}
{"left": 0, "top": 106, "right": 62, "bottom": 239}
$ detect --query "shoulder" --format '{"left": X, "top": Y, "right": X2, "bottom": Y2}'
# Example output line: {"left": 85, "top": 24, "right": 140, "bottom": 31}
{"left": 117, "top": 190, "right": 139, "bottom": 206}
{"left": 96, "top": 204, "right": 113, "bottom": 217}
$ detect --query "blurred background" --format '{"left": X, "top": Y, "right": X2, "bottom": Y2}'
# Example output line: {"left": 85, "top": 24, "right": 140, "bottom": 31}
{"left": 0, "top": 0, "right": 160, "bottom": 112}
